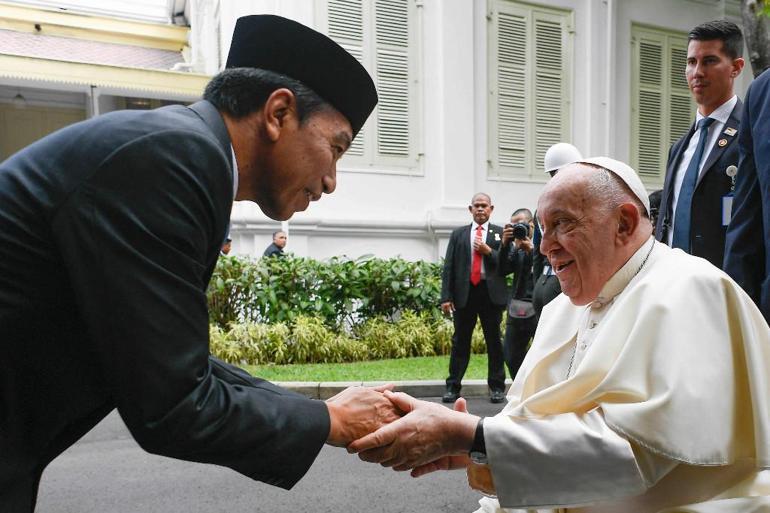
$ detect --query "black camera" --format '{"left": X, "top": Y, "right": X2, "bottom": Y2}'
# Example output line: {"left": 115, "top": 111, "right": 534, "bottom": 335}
{"left": 506, "top": 222, "right": 529, "bottom": 240}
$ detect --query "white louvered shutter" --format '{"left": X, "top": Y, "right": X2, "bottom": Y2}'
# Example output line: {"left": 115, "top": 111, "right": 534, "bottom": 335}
{"left": 631, "top": 26, "right": 693, "bottom": 185}
{"left": 668, "top": 44, "right": 693, "bottom": 146}
{"left": 635, "top": 35, "right": 664, "bottom": 180}
{"left": 490, "top": 1, "right": 572, "bottom": 179}
{"left": 533, "top": 11, "right": 568, "bottom": 172}
{"left": 328, "top": 0, "right": 366, "bottom": 157}
{"left": 495, "top": 9, "right": 528, "bottom": 171}
{"left": 375, "top": 0, "right": 410, "bottom": 157}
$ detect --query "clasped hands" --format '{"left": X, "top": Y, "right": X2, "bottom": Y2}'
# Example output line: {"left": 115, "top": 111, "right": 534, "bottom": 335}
{"left": 324, "top": 385, "right": 495, "bottom": 494}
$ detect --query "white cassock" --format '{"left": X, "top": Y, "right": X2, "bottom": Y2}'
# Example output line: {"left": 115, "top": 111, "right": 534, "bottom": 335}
{"left": 474, "top": 237, "right": 770, "bottom": 513}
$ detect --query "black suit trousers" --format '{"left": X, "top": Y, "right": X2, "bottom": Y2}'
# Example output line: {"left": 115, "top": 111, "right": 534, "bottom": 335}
{"left": 446, "top": 281, "right": 505, "bottom": 392}
{"left": 503, "top": 314, "right": 536, "bottom": 380}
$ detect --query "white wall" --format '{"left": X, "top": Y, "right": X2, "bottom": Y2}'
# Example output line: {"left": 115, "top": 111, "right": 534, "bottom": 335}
{"left": 223, "top": 0, "right": 753, "bottom": 262}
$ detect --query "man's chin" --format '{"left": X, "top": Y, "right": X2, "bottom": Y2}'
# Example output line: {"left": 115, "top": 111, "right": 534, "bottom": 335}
{"left": 257, "top": 202, "right": 294, "bottom": 222}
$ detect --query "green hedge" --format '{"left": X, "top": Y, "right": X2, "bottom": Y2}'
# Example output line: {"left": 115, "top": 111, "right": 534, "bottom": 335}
{"left": 207, "top": 255, "right": 443, "bottom": 329}
{"left": 210, "top": 312, "right": 490, "bottom": 365}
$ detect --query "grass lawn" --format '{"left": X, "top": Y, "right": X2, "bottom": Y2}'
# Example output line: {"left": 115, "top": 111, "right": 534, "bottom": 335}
{"left": 242, "top": 354, "right": 491, "bottom": 382}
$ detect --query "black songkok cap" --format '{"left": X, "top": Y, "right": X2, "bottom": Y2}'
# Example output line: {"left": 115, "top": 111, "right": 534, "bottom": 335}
{"left": 226, "top": 14, "right": 377, "bottom": 138}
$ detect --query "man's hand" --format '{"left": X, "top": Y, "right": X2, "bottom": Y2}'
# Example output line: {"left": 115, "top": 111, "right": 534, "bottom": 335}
{"left": 472, "top": 240, "right": 492, "bottom": 256}
{"left": 410, "top": 398, "right": 472, "bottom": 478}
{"left": 348, "top": 390, "right": 479, "bottom": 471}
{"left": 325, "top": 384, "right": 401, "bottom": 447}
{"left": 514, "top": 236, "right": 534, "bottom": 254}
{"left": 501, "top": 225, "right": 514, "bottom": 246}
{"left": 441, "top": 301, "right": 455, "bottom": 316}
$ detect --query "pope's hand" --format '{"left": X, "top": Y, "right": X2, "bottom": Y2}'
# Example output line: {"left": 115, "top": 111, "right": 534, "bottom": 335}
{"left": 347, "top": 390, "right": 478, "bottom": 471}
{"left": 410, "top": 398, "right": 472, "bottom": 478}
{"left": 325, "top": 384, "right": 401, "bottom": 447}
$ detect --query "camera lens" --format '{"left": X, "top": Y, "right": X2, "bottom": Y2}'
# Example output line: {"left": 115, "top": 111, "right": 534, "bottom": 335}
{"left": 512, "top": 222, "right": 528, "bottom": 240}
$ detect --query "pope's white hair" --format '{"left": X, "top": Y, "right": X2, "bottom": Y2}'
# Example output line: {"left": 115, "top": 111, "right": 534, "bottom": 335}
{"left": 583, "top": 165, "right": 649, "bottom": 219}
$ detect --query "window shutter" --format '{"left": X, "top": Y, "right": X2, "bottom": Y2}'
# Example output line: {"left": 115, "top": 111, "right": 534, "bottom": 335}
{"left": 636, "top": 37, "right": 664, "bottom": 180}
{"left": 490, "top": 1, "right": 572, "bottom": 179}
{"left": 495, "top": 10, "right": 528, "bottom": 170}
{"left": 328, "top": 0, "right": 366, "bottom": 156}
{"left": 631, "top": 26, "right": 693, "bottom": 185}
{"left": 668, "top": 44, "right": 693, "bottom": 146}
{"left": 374, "top": 0, "right": 410, "bottom": 157}
{"left": 533, "top": 11, "right": 567, "bottom": 172}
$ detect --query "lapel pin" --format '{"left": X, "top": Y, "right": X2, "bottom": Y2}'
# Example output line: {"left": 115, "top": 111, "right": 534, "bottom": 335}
{"left": 724, "top": 127, "right": 737, "bottom": 137}
{"left": 718, "top": 138, "right": 728, "bottom": 147}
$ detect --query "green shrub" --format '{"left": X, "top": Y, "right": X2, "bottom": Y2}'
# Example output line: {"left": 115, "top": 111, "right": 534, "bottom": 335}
{"left": 207, "top": 255, "right": 443, "bottom": 329}
{"left": 210, "top": 311, "right": 494, "bottom": 366}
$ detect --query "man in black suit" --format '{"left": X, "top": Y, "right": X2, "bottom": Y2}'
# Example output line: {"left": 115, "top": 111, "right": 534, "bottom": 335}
{"left": 655, "top": 20, "right": 745, "bottom": 267}
{"left": 499, "top": 208, "right": 536, "bottom": 381}
{"left": 0, "top": 15, "right": 399, "bottom": 511}
{"left": 263, "top": 230, "right": 287, "bottom": 257}
{"left": 441, "top": 193, "right": 508, "bottom": 404}
{"left": 724, "top": 68, "right": 770, "bottom": 323}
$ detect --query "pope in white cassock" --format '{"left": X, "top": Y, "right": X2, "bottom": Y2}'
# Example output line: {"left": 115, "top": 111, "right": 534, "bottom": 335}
{"left": 349, "top": 157, "right": 770, "bottom": 513}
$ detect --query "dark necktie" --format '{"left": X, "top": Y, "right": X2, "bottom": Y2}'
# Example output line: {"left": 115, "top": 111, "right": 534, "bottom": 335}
{"left": 470, "top": 225, "right": 483, "bottom": 285}
{"left": 672, "top": 116, "right": 716, "bottom": 251}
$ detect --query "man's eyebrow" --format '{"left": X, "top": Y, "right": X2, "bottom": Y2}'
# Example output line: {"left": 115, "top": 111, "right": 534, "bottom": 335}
{"left": 334, "top": 132, "right": 352, "bottom": 151}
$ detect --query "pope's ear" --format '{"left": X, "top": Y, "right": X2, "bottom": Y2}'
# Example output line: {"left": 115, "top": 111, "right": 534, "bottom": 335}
{"left": 262, "top": 88, "right": 297, "bottom": 142}
{"left": 617, "top": 202, "right": 641, "bottom": 241}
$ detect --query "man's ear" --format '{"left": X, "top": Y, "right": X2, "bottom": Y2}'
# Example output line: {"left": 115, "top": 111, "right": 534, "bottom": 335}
{"left": 263, "top": 88, "right": 298, "bottom": 142}
{"left": 468, "top": 205, "right": 474, "bottom": 214}
{"left": 617, "top": 203, "right": 641, "bottom": 242}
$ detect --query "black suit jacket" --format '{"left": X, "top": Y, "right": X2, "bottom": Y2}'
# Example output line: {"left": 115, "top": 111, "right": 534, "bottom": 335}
{"left": 0, "top": 101, "right": 329, "bottom": 510}
{"left": 499, "top": 243, "right": 534, "bottom": 301}
{"left": 725, "top": 71, "right": 770, "bottom": 322}
{"left": 655, "top": 100, "right": 742, "bottom": 267}
{"left": 440, "top": 224, "right": 508, "bottom": 309}
{"left": 263, "top": 243, "right": 285, "bottom": 257}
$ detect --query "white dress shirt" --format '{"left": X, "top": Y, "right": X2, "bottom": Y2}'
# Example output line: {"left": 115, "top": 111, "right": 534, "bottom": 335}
{"left": 667, "top": 95, "right": 737, "bottom": 245}
{"left": 230, "top": 146, "right": 239, "bottom": 201}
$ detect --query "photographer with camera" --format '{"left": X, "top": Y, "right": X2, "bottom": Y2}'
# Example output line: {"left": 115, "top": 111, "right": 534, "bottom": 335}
{"left": 498, "top": 208, "right": 536, "bottom": 380}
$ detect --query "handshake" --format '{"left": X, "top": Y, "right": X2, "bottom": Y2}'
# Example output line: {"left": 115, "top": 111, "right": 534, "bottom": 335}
{"left": 324, "top": 385, "right": 496, "bottom": 495}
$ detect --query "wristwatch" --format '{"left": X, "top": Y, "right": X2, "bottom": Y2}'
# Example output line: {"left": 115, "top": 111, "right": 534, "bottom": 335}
{"left": 469, "top": 417, "right": 487, "bottom": 464}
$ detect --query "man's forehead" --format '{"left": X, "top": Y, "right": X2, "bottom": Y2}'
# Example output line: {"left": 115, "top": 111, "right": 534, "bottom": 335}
{"left": 687, "top": 38, "right": 727, "bottom": 57}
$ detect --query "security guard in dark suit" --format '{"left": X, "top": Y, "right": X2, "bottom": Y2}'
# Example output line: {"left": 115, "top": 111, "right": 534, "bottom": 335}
{"left": 725, "top": 68, "right": 770, "bottom": 323}
{"left": 441, "top": 193, "right": 508, "bottom": 404}
{"left": 655, "top": 20, "right": 745, "bottom": 268}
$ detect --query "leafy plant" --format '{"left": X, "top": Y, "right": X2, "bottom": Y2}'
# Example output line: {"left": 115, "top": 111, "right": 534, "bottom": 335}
{"left": 207, "top": 255, "right": 443, "bottom": 329}
{"left": 209, "top": 312, "right": 493, "bottom": 366}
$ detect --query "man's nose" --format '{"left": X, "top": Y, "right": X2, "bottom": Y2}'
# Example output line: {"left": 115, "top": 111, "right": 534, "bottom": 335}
{"left": 692, "top": 62, "right": 704, "bottom": 77}
{"left": 322, "top": 172, "right": 336, "bottom": 195}
{"left": 540, "top": 228, "right": 555, "bottom": 254}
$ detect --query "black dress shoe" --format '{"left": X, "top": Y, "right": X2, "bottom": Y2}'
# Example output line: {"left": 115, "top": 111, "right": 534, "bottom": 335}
{"left": 490, "top": 390, "right": 506, "bottom": 403}
{"left": 442, "top": 389, "right": 460, "bottom": 403}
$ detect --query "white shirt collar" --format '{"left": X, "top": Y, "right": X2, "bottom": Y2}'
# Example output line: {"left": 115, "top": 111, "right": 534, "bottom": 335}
{"left": 696, "top": 95, "right": 737, "bottom": 125}
{"left": 473, "top": 221, "right": 490, "bottom": 232}
{"left": 230, "top": 145, "right": 239, "bottom": 201}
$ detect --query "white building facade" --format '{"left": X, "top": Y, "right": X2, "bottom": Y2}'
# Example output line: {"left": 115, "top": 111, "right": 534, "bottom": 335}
{"left": 0, "top": 0, "right": 754, "bottom": 261}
